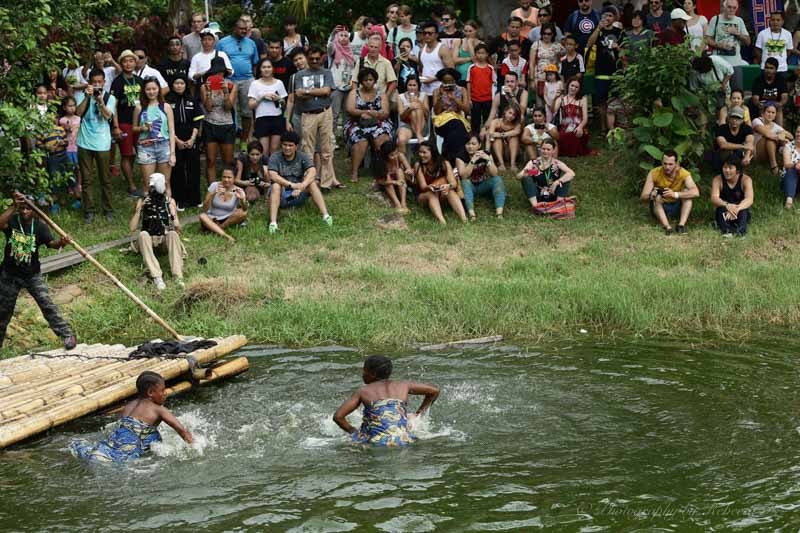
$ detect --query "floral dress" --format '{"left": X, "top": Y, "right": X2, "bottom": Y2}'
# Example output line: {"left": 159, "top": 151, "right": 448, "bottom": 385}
{"left": 531, "top": 41, "right": 564, "bottom": 83}
{"left": 344, "top": 89, "right": 394, "bottom": 144}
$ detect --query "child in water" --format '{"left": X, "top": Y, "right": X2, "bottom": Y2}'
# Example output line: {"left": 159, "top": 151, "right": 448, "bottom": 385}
{"left": 70, "top": 371, "right": 193, "bottom": 463}
{"left": 333, "top": 355, "right": 439, "bottom": 446}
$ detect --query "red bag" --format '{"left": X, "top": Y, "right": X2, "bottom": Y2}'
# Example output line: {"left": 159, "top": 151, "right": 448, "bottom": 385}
{"left": 532, "top": 196, "right": 576, "bottom": 219}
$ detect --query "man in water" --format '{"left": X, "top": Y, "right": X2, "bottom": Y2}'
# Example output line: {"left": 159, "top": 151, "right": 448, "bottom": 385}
{"left": 0, "top": 193, "right": 76, "bottom": 350}
{"left": 333, "top": 355, "right": 439, "bottom": 446}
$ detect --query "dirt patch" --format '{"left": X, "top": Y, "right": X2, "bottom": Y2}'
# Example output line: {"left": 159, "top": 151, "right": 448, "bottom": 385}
{"left": 175, "top": 277, "right": 254, "bottom": 312}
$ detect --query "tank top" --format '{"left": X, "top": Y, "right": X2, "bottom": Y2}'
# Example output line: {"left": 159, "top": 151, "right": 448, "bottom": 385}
{"left": 720, "top": 174, "right": 745, "bottom": 204}
{"left": 138, "top": 103, "right": 169, "bottom": 145}
{"left": 455, "top": 45, "right": 473, "bottom": 81}
{"left": 420, "top": 43, "right": 444, "bottom": 95}
{"left": 205, "top": 80, "right": 234, "bottom": 126}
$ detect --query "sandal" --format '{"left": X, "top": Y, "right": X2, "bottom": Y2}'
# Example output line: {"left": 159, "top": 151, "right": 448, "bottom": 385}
{"left": 333, "top": 183, "right": 347, "bottom": 189}
{"left": 771, "top": 165, "right": 782, "bottom": 176}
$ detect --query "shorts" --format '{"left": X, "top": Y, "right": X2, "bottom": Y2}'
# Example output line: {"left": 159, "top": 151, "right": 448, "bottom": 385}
{"left": 254, "top": 115, "right": 286, "bottom": 138}
{"left": 136, "top": 140, "right": 171, "bottom": 165}
{"left": 651, "top": 198, "right": 682, "bottom": 220}
{"left": 204, "top": 122, "right": 236, "bottom": 145}
{"left": 66, "top": 151, "right": 78, "bottom": 164}
{"left": 595, "top": 77, "right": 612, "bottom": 104}
{"left": 118, "top": 123, "right": 136, "bottom": 157}
{"left": 278, "top": 186, "right": 310, "bottom": 208}
{"left": 234, "top": 79, "right": 253, "bottom": 122}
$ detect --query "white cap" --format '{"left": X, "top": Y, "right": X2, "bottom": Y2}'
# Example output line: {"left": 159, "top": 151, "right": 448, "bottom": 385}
{"left": 670, "top": 8, "right": 692, "bottom": 20}
{"left": 148, "top": 173, "right": 166, "bottom": 195}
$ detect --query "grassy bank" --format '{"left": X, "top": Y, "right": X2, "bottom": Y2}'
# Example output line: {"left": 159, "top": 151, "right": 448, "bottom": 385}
{"left": 2, "top": 145, "right": 799, "bottom": 357}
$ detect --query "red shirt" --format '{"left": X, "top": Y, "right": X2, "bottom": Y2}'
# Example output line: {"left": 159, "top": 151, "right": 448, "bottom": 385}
{"left": 657, "top": 28, "right": 687, "bottom": 46}
{"left": 467, "top": 64, "right": 496, "bottom": 103}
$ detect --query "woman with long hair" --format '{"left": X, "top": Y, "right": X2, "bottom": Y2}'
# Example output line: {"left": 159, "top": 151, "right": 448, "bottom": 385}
{"left": 248, "top": 58, "right": 287, "bottom": 156}
{"left": 166, "top": 74, "right": 202, "bottom": 209}
{"left": 553, "top": 76, "right": 589, "bottom": 157}
{"left": 200, "top": 64, "right": 238, "bottom": 185}
{"left": 344, "top": 67, "right": 393, "bottom": 183}
{"left": 133, "top": 77, "right": 177, "bottom": 196}
{"left": 413, "top": 141, "right": 467, "bottom": 224}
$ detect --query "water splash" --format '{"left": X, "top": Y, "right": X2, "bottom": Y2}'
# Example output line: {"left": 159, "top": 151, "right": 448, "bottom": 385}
{"left": 150, "top": 410, "right": 218, "bottom": 459}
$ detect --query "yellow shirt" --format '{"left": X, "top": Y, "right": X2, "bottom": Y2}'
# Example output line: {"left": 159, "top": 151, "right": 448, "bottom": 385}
{"left": 651, "top": 166, "right": 690, "bottom": 203}
{"left": 351, "top": 56, "right": 398, "bottom": 94}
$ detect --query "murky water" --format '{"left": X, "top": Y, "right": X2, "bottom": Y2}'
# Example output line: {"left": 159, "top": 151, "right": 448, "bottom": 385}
{"left": 2, "top": 338, "right": 800, "bottom": 531}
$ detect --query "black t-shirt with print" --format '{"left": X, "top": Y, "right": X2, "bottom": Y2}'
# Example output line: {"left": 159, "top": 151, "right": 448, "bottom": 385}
{"left": 751, "top": 74, "right": 787, "bottom": 101}
{"left": 2, "top": 216, "right": 54, "bottom": 276}
{"left": 158, "top": 58, "right": 191, "bottom": 88}
{"left": 595, "top": 27, "right": 623, "bottom": 76}
{"left": 110, "top": 74, "right": 144, "bottom": 124}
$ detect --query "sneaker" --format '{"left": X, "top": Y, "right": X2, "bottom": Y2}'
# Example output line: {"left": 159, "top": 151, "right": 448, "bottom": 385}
{"left": 322, "top": 214, "right": 333, "bottom": 226}
{"left": 154, "top": 277, "right": 166, "bottom": 290}
{"left": 675, "top": 225, "right": 687, "bottom": 235}
{"left": 664, "top": 226, "right": 673, "bottom": 235}
{"left": 268, "top": 222, "right": 278, "bottom": 234}
{"left": 84, "top": 212, "right": 95, "bottom": 224}
{"left": 105, "top": 212, "right": 114, "bottom": 222}
{"left": 722, "top": 231, "right": 733, "bottom": 238}
{"left": 63, "top": 335, "right": 77, "bottom": 350}
{"left": 176, "top": 205, "right": 185, "bottom": 212}
{"left": 239, "top": 219, "right": 248, "bottom": 228}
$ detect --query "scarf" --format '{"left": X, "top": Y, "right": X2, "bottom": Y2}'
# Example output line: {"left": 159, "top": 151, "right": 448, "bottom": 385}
{"left": 333, "top": 30, "right": 355, "bottom": 67}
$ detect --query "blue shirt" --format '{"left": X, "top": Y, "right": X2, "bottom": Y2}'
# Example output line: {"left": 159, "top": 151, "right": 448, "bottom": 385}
{"left": 75, "top": 92, "right": 117, "bottom": 152}
{"left": 216, "top": 35, "right": 259, "bottom": 81}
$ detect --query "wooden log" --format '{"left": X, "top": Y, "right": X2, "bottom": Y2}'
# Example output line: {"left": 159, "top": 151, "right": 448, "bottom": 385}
{"left": 0, "top": 335, "right": 247, "bottom": 449}
{"left": 0, "top": 344, "right": 130, "bottom": 387}
{"left": 418, "top": 335, "right": 504, "bottom": 351}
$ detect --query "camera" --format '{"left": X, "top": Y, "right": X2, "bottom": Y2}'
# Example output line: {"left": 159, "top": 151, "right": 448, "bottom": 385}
{"left": 654, "top": 187, "right": 667, "bottom": 196}
{"left": 442, "top": 83, "right": 455, "bottom": 91}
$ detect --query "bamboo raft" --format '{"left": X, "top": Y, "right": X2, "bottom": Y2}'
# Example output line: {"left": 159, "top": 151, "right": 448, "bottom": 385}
{"left": 0, "top": 335, "right": 248, "bottom": 449}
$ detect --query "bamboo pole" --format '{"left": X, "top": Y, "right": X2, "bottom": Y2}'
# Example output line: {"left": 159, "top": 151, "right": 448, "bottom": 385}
{"left": 19, "top": 194, "right": 183, "bottom": 341}
{"left": 0, "top": 335, "right": 247, "bottom": 448}
{"left": 0, "top": 345, "right": 130, "bottom": 388}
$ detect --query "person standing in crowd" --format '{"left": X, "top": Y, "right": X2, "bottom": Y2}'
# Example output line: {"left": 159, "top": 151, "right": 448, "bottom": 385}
{"left": 624, "top": 10, "right": 655, "bottom": 64}
{"left": 167, "top": 74, "right": 203, "bottom": 210}
{"left": 200, "top": 58, "right": 237, "bottom": 185}
{"left": 349, "top": 17, "right": 376, "bottom": 58}
{"left": 754, "top": 11, "right": 794, "bottom": 75}
{"left": 63, "top": 60, "right": 87, "bottom": 101}
{"left": 189, "top": 27, "right": 233, "bottom": 83}
{"left": 705, "top": 0, "right": 750, "bottom": 92}
{"left": 248, "top": 58, "right": 287, "bottom": 156}
{"left": 710, "top": 156, "right": 753, "bottom": 237}
{"left": 564, "top": 0, "right": 599, "bottom": 53}
{"left": 645, "top": 0, "right": 671, "bottom": 34}
{"left": 640, "top": 150, "right": 700, "bottom": 235}
{"left": 586, "top": 8, "right": 622, "bottom": 133}
{"left": 267, "top": 35, "right": 296, "bottom": 89}
{"left": 0, "top": 192, "right": 76, "bottom": 350}
{"left": 329, "top": 27, "right": 357, "bottom": 145}
{"left": 129, "top": 173, "right": 184, "bottom": 290}
{"left": 111, "top": 50, "right": 144, "bottom": 198}
{"left": 240, "top": 13, "right": 268, "bottom": 59}
{"left": 382, "top": 4, "right": 401, "bottom": 47}
{"left": 158, "top": 37, "right": 191, "bottom": 89}
{"left": 183, "top": 13, "right": 207, "bottom": 61}
{"left": 133, "top": 48, "right": 169, "bottom": 96}
{"left": 467, "top": 44, "right": 496, "bottom": 134}
{"left": 267, "top": 131, "right": 333, "bottom": 234}
{"left": 658, "top": 8, "right": 691, "bottom": 46}
{"left": 352, "top": 34, "right": 399, "bottom": 97}
{"left": 282, "top": 15, "right": 309, "bottom": 55}
{"left": 293, "top": 46, "right": 338, "bottom": 190}
{"left": 83, "top": 50, "right": 120, "bottom": 94}
{"left": 553, "top": 77, "right": 590, "bottom": 157}
{"left": 217, "top": 18, "right": 260, "bottom": 152}
{"left": 419, "top": 21, "right": 455, "bottom": 96}
{"left": 530, "top": 23, "right": 564, "bottom": 107}
{"left": 560, "top": 36, "right": 585, "bottom": 82}
{"left": 77, "top": 69, "right": 117, "bottom": 223}
{"left": 345, "top": 67, "right": 393, "bottom": 183}
{"left": 500, "top": 41, "right": 528, "bottom": 86}
{"left": 133, "top": 78, "right": 177, "bottom": 196}
{"left": 528, "top": 7, "right": 563, "bottom": 43}
{"left": 394, "top": 37, "right": 422, "bottom": 93}
{"left": 491, "top": 16, "right": 530, "bottom": 68}
{"left": 511, "top": 0, "right": 538, "bottom": 27}
{"left": 390, "top": 5, "right": 417, "bottom": 56}
{"left": 683, "top": 0, "right": 708, "bottom": 52}
{"left": 454, "top": 20, "right": 480, "bottom": 82}
{"left": 438, "top": 7, "right": 463, "bottom": 50}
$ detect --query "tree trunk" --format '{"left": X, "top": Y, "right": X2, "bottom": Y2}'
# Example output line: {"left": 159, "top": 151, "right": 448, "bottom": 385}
{"left": 169, "top": 0, "right": 194, "bottom": 31}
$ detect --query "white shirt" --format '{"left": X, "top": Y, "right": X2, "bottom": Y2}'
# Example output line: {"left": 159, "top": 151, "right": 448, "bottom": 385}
{"left": 420, "top": 42, "right": 445, "bottom": 95}
{"left": 135, "top": 64, "right": 168, "bottom": 88}
{"left": 755, "top": 27, "right": 794, "bottom": 72}
{"left": 247, "top": 78, "right": 288, "bottom": 118}
{"left": 188, "top": 50, "right": 234, "bottom": 80}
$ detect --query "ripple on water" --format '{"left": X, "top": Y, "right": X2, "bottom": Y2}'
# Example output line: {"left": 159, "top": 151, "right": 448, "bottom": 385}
{"left": 286, "top": 516, "right": 359, "bottom": 532}
{"left": 374, "top": 513, "right": 454, "bottom": 532}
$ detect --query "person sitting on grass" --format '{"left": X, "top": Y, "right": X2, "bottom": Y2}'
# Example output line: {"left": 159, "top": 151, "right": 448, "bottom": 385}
{"left": 267, "top": 131, "right": 333, "bottom": 234}
{"left": 198, "top": 165, "right": 248, "bottom": 243}
{"left": 431, "top": 68, "right": 471, "bottom": 164}
{"left": 396, "top": 76, "right": 429, "bottom": 153}
{"left": 718, "top": 89, "right": 751, "bottom": 125}
{"left": 640, "top": 149, "right": 700, "bottom": 235}
{"left": 781, "top": 124, "right": 800, "bottom": 209}
{"left": 521, "top": 107, "right": 559, "bottom": 159}
{"left": 456, "top": 134, "right": 506, "bottom": 220}
{"left": 129, "top": 173, "right": 184, "bottom": 291}
{"left": 70, "top": 371, "right": 193, "bottom": 463}
{"left": 0, "top": 192, "right": 76, "bottom": 351}
{"left": 413, "top": 141, "right": 467, "bottom": 224}
{"left": 235, "top": 141, "right": 271, "bottom": 202}
{"left": 485, "top": 106, "right": 523, "bottom": 173}
{"left": 373, "top": 141, "right": 413, "bottom": 214}
{"left": 713, "top": 105, "right": 754, "bottom": 172}
{"left": 344, "top": 67, "right": 393, "bottom": 183}
{"left": 752, "top": 101, "right": 793, "bottom": 176}
{"left": 333, "top": 355, "right": 439, "bottom": 447}
{"left": 710, "top": 155, "right": 753, "bottom": 237}
{"left": 515, "top": 139, "right": 574, "bottom": 211}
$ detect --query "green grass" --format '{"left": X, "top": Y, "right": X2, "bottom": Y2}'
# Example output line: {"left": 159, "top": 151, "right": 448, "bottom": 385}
{"left": 3, "top": 144, "right": 799, "bottom": 357}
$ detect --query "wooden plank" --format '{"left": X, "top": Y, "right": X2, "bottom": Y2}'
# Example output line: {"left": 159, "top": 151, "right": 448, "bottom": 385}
{"left": 41, "top": 215, "right": 199, "bottom": 274}
{"left": 419, "top": 335, "right": 504, "bottom": 351}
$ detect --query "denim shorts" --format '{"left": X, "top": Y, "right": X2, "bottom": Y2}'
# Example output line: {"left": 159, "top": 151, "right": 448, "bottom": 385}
{"left": 136, "top": 140, "right": 170, "bottom": 165}
{"left": 279, "top": 187, "right": 310, "bottom": 208}
{"left": 651, "top": 198, "right": 682, "bottom": 219}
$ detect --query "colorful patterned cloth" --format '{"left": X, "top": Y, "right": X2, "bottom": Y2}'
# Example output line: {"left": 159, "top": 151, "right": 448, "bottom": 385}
{"left": 70, "top": 416, "right": 162, "bottom": 463}
{"left": 352, "top": 399, "right": 417, "bottom": 447}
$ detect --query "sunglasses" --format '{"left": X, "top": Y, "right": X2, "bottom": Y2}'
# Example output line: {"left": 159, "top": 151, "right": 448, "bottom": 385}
{"left": 136, "top": 55, "right": 146, "bottom": 59}
{"left": 442, "top": 17, "right": 452, "bottom": 21}
{"left": 423, "top": 30, "right": 436, "bottom": 35}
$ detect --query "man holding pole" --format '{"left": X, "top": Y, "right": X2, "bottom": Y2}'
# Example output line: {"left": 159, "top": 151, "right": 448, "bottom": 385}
{"left": 0, "top": 193, "right": 77, "bottom": 350}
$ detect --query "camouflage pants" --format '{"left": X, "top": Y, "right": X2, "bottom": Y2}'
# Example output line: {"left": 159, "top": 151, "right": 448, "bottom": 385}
{"left": 0, "top": 270, "right": 73, "bottom": 348}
